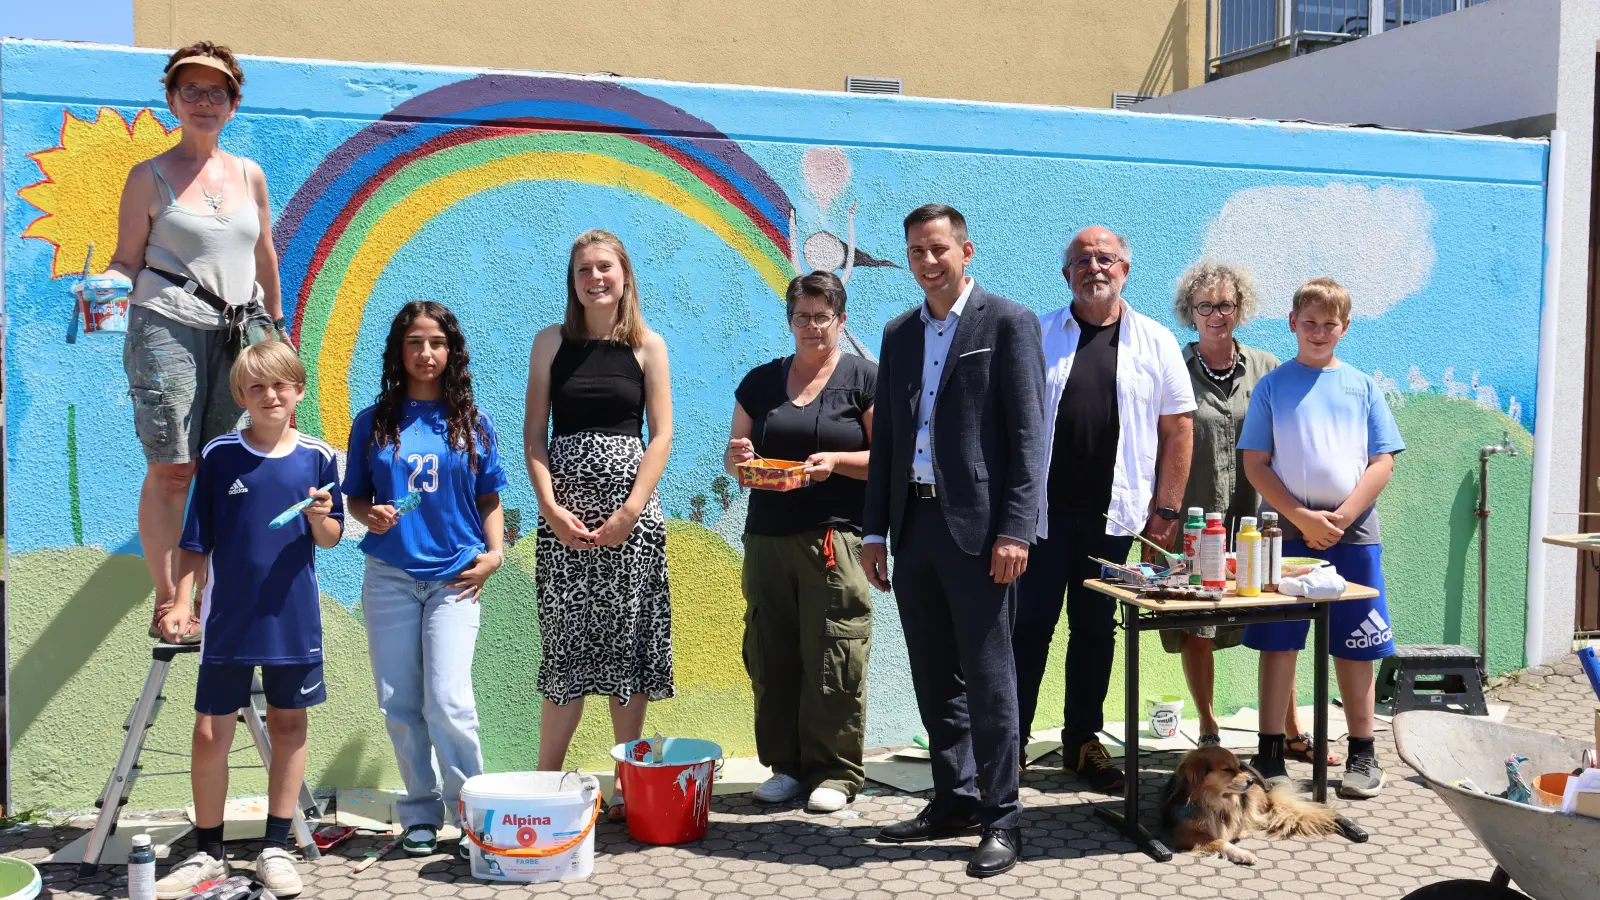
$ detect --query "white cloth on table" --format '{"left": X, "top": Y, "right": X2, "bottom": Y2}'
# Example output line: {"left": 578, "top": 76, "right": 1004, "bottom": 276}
{"left": 1278, "top": 565, "right": 1347, "bottom": 600}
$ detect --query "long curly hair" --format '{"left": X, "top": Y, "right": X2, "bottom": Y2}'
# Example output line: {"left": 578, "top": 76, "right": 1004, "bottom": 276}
{"left": 370, "top": 301, "right": 489, "bottom": 471}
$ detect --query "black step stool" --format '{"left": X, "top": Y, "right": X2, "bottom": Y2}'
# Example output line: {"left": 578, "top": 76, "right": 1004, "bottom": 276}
{"left": 1375, "top": 644, "right": 1489, "bottom": 717}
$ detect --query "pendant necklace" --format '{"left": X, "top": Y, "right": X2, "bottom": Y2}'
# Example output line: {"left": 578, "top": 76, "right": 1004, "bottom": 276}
{"left": 200, "top": 155, "right": 226, "bottom": 212}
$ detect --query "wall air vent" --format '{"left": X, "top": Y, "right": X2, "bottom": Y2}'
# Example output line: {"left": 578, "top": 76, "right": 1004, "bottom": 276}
{"left": 846, "top": 76, "right": 903, "bottom": 95}
{"left": 1113, "top": 92, "right": 1157, "bottom": 110}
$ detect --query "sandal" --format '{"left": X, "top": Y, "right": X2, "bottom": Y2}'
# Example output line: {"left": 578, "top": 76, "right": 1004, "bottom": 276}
{"left": 1284, "top": 733, "right": 1343, "bottom": 766}
{"left": 606, "top": 790, "right": 626, "bottom": 822}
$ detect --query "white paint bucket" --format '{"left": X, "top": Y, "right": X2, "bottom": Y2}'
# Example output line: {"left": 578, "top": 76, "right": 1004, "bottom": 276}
{"left": 458, "top": 771, "right": 601, "bottom": 884}
{"left": 1147, "top": 694, "right": 1184, "bottom": 739}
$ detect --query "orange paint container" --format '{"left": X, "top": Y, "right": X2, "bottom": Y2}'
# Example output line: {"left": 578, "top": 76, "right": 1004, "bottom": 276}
{"left": 736, "top": 459, "right": 809, "bottom": 492}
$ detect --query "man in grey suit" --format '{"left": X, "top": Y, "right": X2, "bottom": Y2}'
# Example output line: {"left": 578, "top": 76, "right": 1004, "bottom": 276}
{"left": 861, "top": 204, "right": 1046, "bottom": 878}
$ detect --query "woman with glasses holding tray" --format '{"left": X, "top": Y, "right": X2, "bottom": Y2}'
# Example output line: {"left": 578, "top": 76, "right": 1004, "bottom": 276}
{"left": 101, "top": 42, "right": 290, "bottom": 644}
{"left": 724, "top": 271, "right": 877, "bottom": 814}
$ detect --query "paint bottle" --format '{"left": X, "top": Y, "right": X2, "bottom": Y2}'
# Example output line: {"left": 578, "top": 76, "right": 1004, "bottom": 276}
{"left": 128, "top": 834, "right": 156, "bottom": 900}
{"left": 1183, "top": 508, "right": 1205, "bottom": 585}
{"left": 1200, "top": 513, "right": 1227, "bottom": 590}
{"left": 1237, "top": 517, "right": 1262, "bottom": 597}
{"left": 1262, "top": 512, "right": 1284, "bottom": 593}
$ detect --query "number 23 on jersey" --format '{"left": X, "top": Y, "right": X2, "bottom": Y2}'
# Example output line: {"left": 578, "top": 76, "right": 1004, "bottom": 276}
{"left": 406, "top": 454, "right": 439, "bottom": 493}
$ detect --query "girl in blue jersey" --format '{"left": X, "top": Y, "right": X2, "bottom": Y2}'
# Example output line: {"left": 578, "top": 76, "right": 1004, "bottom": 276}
{"left": 344, "top": 301, "right": 507, "bottom": 859}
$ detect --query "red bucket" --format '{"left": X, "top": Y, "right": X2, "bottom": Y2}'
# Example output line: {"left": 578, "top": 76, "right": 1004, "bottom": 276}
{"left": 610, "top": 738, "right": 721, "bottom": 845}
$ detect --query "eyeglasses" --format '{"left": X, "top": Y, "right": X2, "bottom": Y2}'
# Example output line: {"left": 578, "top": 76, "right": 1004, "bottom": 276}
{"left": 178, "top": 83, "right": 233, "bottom": 106}
{"left": 1068, "top": 253, "right": 1124, "bottom": 271}
{"left": 1195, "top": 301, "right": 1238, "bottom": 317}
{"left": 790, "top": 312, "right": 838, "bottom": 328}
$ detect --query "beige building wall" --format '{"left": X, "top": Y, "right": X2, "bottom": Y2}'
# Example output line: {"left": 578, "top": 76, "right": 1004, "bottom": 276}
{"left": 132, "top": 0, "right": 1206, "bottom": 108}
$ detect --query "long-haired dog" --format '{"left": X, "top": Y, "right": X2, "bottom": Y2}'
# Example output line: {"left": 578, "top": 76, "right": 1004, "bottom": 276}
{"left": 1161, "top": 745, "right": 1342, "bottom": 865}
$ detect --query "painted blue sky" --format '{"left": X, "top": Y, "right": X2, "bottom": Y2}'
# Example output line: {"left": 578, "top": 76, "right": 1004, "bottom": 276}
{"left": 2, "top": 0, "right": 132, "bottom": 44}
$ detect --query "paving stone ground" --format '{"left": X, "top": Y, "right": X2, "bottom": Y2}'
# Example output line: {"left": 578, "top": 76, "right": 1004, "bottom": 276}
{"left": 8, "top": 653, "right": 1595, "bottom": 900}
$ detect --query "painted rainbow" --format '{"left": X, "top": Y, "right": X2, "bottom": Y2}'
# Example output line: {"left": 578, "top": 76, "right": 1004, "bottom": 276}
{"left": 274, "top": 75, "right": 797, "bottom": 447}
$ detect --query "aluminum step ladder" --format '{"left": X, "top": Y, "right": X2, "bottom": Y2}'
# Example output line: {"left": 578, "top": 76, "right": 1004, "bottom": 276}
{"left": 78, "top": 642, "right": 323, "bottom": 875}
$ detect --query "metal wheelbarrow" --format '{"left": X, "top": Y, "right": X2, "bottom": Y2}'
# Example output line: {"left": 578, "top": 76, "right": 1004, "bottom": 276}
{"left": 1394, "top": 710, "right": 1600, "bottom": 900}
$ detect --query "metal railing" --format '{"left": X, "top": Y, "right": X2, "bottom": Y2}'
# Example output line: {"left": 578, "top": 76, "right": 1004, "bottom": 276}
{"left": 1208, "top": 0, "right": 1495, "bottom": 78}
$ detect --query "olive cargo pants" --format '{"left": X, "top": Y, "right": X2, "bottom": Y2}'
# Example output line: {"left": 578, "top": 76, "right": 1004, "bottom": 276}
{"left": 741, "top": 527, "right": 873, "bottom": 795}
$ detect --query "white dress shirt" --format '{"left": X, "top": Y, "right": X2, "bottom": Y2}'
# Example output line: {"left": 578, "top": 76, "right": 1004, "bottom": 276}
{"left": 866, "top": 277, "right": 975, "bottom": 546}
{"left": 1035, "top": 300, "right": 1196, "bottom": 540}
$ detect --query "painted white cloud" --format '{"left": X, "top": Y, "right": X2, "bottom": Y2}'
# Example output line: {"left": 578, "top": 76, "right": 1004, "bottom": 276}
{"left": 1200, "top": 183, "right": 1436, "bottom": 319}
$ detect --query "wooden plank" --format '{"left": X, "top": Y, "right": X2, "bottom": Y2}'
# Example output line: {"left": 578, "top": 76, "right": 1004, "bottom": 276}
{"left": 1083, "top": 579, "right": 1378, "bottom": 612}
{"left": 1543, "top": 533, "right": 1600, "bottom": 551}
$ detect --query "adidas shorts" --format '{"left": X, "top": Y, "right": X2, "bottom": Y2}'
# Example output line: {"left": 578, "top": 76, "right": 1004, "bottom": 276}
{"left": 195, "top": 662, "right": 326, "bottom": 715}
{"left": 1242, "top": 541, "right": 1395, "bottom": 662}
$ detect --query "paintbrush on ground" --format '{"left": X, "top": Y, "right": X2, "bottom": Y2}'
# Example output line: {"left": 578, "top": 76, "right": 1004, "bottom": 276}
{"left": 353, "top": 835, "right": 401, "bottom": 873}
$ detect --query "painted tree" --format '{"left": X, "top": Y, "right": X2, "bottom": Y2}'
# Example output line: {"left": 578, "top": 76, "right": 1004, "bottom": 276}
{"left": 712, "top": 475, "right": 733, "bottom": 510}
{"left": 689, "top": 494, "right": 707, "bottom": 524}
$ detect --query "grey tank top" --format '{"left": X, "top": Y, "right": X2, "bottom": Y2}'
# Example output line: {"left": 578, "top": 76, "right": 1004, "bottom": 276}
{"left": 128, "top": 156, "right": 262, "bottom": 330}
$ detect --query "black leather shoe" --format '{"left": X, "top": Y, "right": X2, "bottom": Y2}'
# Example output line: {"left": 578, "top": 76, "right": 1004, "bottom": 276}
{"left": 966, "top": 827, "right": 1020, "bottom": 877}
{"left": 877, "top": 808, "right": 982, "bottom": 843}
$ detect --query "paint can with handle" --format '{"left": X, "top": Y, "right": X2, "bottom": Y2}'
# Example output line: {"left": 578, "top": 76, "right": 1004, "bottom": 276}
{"left": 74, "top": 272, "right": 132, "bottom": 335}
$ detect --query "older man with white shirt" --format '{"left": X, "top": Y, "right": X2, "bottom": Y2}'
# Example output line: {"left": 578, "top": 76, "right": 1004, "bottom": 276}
{"left": 1012, "top": 226, "right": 1195, "bottom": 793}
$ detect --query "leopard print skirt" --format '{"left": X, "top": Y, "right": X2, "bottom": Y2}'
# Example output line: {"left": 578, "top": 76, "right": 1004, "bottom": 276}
{"left": 535, "top": 431, "right": 675, "bottom": 706}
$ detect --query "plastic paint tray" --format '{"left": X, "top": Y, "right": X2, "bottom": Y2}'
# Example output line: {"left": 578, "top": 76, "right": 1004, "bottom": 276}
{"left": 736, "top": 459, "right": 809, "bottom": 492}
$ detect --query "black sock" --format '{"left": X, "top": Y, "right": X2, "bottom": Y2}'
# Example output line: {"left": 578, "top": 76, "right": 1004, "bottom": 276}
{"left": 1254, "top": 733, "right": 1287, "bottom": 777}
{"left": 263, "top": 815, "right": 293, "bottom": 851}
{"left": 196, "top": 825, "right": 226, "bottom": 861}
{"left": 1348, "top": 736, "right": 1377, "bottom": 764}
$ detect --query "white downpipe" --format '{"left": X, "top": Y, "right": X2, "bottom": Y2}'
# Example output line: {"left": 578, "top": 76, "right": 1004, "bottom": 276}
{"left": 1526, "top": 130, "right": 1566, "bottom": 668}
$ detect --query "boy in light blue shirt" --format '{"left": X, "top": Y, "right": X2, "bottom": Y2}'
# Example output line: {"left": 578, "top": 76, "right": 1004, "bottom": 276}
{"left": 1239, "top": 277, "right": 1404, "bottom": 799}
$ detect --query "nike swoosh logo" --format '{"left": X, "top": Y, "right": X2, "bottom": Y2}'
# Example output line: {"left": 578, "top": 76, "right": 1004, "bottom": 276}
{"left": 300, "top": 682, "right": 323, "bottom": 695}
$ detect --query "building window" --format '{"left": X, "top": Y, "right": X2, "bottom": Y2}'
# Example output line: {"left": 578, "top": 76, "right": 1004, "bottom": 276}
{"left": 845, "top": 76, "right": 903, "bottom": 95}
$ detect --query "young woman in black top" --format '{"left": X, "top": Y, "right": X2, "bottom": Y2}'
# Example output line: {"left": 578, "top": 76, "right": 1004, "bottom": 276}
{"left": 524, "top": 230, "right": 674, "bottom": 820}
{"left": 724, "top": 271, "right": 876, "bottom": 813}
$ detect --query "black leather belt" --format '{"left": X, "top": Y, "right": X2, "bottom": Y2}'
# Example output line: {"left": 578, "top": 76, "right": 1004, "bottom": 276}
{"left": 910, "top": 482, "right": 938, "bottom": 499}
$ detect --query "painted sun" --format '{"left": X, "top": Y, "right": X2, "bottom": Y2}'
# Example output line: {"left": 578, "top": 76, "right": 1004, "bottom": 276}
{"left": 18, "top": 107, "right": 180, "bottom": 278}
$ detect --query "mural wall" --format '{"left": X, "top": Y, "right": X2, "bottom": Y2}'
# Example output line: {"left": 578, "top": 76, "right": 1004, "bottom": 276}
{"left": 2, "top": 40, "right": 1547, "bottom": 811}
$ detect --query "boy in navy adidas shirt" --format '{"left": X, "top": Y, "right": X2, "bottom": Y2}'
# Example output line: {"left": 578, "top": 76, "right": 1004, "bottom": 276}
{"left": 157, "top": 341, "right": 343, "bottom": 899}
{"left": 1240, "top": 277, "right": 1404, "bottom": 800}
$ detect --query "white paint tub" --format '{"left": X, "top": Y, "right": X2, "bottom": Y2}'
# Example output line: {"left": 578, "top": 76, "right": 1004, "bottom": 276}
{"left": 458, "top": 771, "right": 601, "bottom": 884}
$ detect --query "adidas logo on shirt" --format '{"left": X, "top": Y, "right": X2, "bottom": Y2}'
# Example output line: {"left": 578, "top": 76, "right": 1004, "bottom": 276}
{"left": 1346, "top": 609, "right": 1393, "bottom": 650}
{"left": 227, "top": 479, "right": 248, "bottom": 496}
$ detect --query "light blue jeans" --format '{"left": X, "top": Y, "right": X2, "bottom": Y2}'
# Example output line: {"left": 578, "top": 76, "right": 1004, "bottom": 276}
{"left": 362, "top": 555, "right": 484, "bottom": 829}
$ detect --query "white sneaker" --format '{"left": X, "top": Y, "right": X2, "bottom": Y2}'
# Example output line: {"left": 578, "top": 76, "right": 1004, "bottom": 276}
{"left": 806, "top": 786, "right": 850, "bottom": 813}
{"left": 753, "top": 774, "right": 804, "bottom": 803}
{"left": 155, "top": 852, "right": 227, "bottom": 900}
{"left": 255, "top": 847, "right": 303, "bottom": 898}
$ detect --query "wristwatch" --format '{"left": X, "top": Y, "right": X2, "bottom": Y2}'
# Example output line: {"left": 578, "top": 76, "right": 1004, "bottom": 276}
{"left": 1154, "top": 507, "right": 1180, "bottom": 522}
{"left": 273, "top": 316, "right": 290, "bottom": 332}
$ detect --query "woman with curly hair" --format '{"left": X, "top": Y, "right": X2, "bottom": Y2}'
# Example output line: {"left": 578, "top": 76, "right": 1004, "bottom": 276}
{"left": 343, "top": 301, "right": 507, "bottom": 859}
{"left": 523, "top": 230, "right": 674, "bottom": 820}
{"left": 1164, "top": 262, "right": 1335, "bottom": 764}
{"left": 103, "top": 42, "right": 288, "bottom": 643}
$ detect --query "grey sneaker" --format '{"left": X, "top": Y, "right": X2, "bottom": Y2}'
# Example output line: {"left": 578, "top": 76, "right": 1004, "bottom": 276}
{"left": 155, "top": 851, "right": 227, "bottom": 900}
{"left": 255, "top": 847, "right": 303, "bottom": 898}
{"left": 1338, "top": 756, "right": 1387, "bottom": 799}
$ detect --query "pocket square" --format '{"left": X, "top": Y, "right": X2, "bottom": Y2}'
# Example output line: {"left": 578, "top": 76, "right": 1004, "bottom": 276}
{"left": 959, "top": 347, "right": 993, "bottom": 358}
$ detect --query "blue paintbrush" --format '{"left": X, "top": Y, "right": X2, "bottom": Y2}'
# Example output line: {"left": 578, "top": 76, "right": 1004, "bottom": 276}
{"left": 268, "top": 483, "right": 336, "bottom": 529}
{"left": 392, "top": 491, "right": 422, "bottom": 515}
